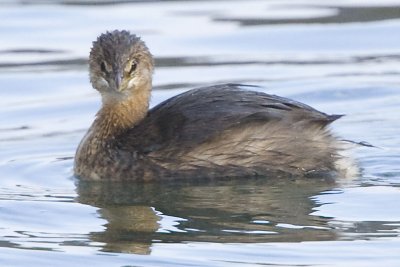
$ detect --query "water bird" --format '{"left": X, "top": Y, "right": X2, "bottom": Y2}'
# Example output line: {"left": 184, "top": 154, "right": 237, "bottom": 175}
{"left": 74, "top": 30, "right": 352, "bottom": 181}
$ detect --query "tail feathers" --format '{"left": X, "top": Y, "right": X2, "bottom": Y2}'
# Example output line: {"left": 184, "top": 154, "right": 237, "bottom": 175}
{"left": 339, "top": 139, "right": 376, "bottom": 148}
{"left": 327, "top": 114, "right": 344, "bottom": 123}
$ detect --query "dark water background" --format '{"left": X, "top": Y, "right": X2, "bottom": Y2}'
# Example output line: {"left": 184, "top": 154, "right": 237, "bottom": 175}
{"left": 0, "top": 1, "right": 400, "bottom": 266}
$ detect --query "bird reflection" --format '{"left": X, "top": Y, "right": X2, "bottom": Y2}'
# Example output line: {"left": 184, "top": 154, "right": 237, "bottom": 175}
{"left": 77, "top": 178, "right": 337, "bottom": 254}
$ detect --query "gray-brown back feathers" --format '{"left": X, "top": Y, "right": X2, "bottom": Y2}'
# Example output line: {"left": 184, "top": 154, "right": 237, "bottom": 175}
{"left": 113, "top": 84, "right": 343, "bottom": 179}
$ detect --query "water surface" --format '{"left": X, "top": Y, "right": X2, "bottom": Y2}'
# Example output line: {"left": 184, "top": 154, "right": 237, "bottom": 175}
{"left": 1, "top": 0, "right": 400, "bottom": 266}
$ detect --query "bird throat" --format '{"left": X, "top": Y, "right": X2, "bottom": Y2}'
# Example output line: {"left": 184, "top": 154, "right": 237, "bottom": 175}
{"left": 93, "top": 86, "right": 151, "bottom": 140}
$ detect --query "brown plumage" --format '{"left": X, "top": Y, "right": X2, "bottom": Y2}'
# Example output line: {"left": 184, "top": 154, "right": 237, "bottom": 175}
{"left": 74, "top": 30, "right": 350, "bottom": 181}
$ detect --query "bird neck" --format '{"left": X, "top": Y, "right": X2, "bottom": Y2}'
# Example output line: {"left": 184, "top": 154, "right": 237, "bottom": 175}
{"left": 93, "top": 84, "right": 151, "bottom": 140}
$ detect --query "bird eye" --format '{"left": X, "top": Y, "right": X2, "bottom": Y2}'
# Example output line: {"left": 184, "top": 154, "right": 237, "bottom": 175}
{"left": 100, "top": 61, "right": 108, "bottom": 73}
{"left": 129, "top": 61, "right": 137, "bottom": 74}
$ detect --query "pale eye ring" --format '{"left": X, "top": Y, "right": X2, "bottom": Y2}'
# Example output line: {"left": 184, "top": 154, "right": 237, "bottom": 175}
{"left": 100, "top": 61, "right": 108, "bottom": 73}
{"left": 129, "top": 61, "right": 138, "bottom": 74}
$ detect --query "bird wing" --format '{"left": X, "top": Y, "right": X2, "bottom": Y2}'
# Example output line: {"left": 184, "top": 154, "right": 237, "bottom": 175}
{"left": 118, "top": 84, "right": 341, "bottom": 154}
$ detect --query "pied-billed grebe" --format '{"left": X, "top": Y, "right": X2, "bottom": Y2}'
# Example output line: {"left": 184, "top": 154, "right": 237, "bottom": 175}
{"left": 74, "top": 30, "right": 348, "bottom": 181}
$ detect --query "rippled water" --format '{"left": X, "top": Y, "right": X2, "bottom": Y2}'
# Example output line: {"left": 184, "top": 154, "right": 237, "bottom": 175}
{"left": 1, "top": 1, "right": 400, "bottom": 266}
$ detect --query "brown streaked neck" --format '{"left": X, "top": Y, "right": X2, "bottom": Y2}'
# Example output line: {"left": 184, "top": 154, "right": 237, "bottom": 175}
{"left": 92, "top": 82, "right": 151, "bottom": 140}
